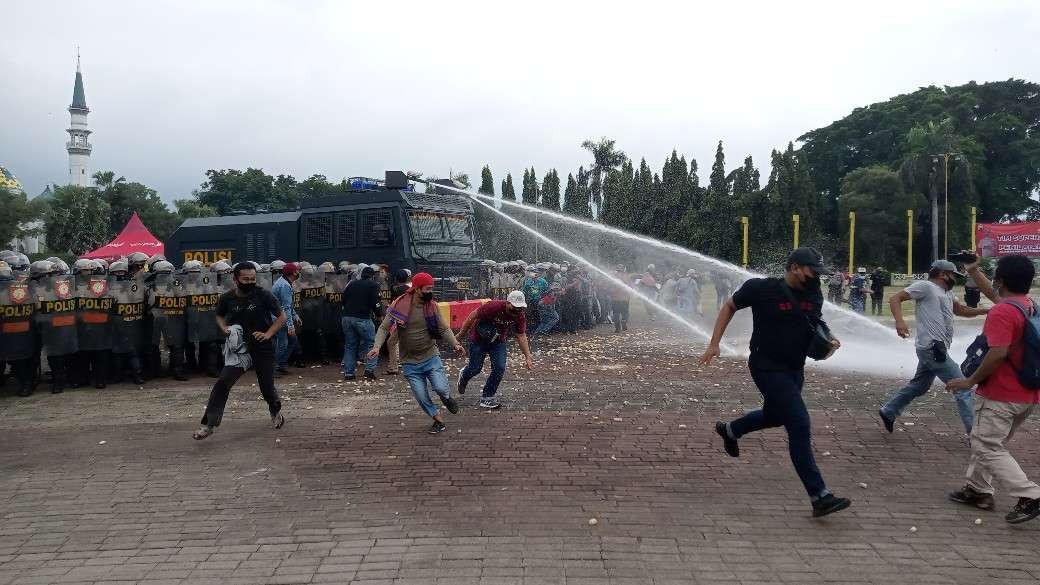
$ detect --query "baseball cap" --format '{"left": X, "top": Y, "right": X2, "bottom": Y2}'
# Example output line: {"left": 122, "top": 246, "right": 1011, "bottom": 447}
{"left": 506, "top": 290, "right": 527, "bottom": 308}
{"left": 788, "top": 247, "right": 833, "bottom": 275}
{"left": 930, "top": 259, "right": 966, "bottom": 276}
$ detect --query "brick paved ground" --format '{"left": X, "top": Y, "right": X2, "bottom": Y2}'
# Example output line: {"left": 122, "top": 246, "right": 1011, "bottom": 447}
{"left": 1, "top": 320, "right": 1038, "bottom": 584}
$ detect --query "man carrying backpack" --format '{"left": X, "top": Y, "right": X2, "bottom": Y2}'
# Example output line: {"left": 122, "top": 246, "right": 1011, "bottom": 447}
{"left": 879, "top": 260, "right": 989, "bottom": 435}
{"left": 456, "top": 291, "right": 534, "bottom": 409}
{"left": 946, "top": 254, "right": 1040, "bottom": 524}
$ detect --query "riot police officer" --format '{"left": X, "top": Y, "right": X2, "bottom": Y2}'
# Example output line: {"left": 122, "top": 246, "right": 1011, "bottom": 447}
{"left": 108, "top": 260, "right": 146, "bottom": 385}
{"left": 73, "top": 259, "right": 113, "bottom": 389}
{"left": 147, "top": 260, "right": 189, "bottom": 381}
{"left": 32, "top": 260, "right": 78, "bottom": 394}
{"left": 183, "top": 260, "right": 223, "bottom": 377}
{"left": 0, "top": 263, "right": 35, "bottom": 396}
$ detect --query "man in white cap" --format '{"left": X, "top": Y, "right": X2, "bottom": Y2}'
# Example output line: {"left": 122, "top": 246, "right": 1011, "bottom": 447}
{"left": 879, "top": 259, "right": 988, "bottom": 435}
{"left": 456, "top": 290, "right": 534, "bottom": 409}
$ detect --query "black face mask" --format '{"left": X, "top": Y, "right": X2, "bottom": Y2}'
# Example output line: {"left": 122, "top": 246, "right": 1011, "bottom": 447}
{"left": 420, "top": 292, "right": 434, "bottom": 302}
{"left": 237, "top": 282, "right": 256, "bottom": 294}
{"left": 805, "top": 275, "right": 822, "bottom": 290}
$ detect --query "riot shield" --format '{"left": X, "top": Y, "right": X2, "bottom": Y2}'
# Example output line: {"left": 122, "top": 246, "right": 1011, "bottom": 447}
{"left": 150, "top": 273, "right": 187, "bottom": 347}
{"left": 186, "top": 272, "right": 224, "bottom": 343}
{"left": 76, "top": 274, "right": 114, "bottom": 351}
{"left": 217, "top": 272, "right": 236, "bottom": 294}
{"left": 35, "top": 274, "right": 78, "bottom": 357}
{"left": 298, "top": 271, "right": 326, "bottom": 333}
{"left": 0, "top": 279, "right": 35, "bottom": 361}
{"left": 324, "top": 273, "right": 348, "bottom": 330}
{"left": 255, "top": 271, "right": 273, "bottom": 292}
{"left": 110, "top": 276, "right": 146, "bottom": 354}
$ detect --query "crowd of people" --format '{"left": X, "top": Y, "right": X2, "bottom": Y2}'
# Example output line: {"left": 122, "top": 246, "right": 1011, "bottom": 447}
{"left": 3, "top": 247, "right": 1037, "bottom": 524}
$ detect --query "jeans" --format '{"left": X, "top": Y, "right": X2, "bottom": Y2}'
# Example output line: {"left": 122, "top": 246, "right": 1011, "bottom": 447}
{"left": 341, "top": 316, "right": 378, "bottom": 375}
{"left": 402, "top": 355, "right": 451, "bottom": 417}
{"left": 611, "top": 300, "right": 629, "bottom": 332}
{"left": 201, "top": 342, "right": 281, "bottom": 427}
{"left": 729, "top": 368, "right": 827, "bottom": 499}
{"left": 460, "top": 340, "right": 508, "bottom": 398}
{"left": 881, "top": 347, "right": 973, "bottom": 433}
{"left": 274, "top": 326, "right": 290, "bottom": 369}
{"left": 534, "top": 304, "right": 559, "bottom": 335}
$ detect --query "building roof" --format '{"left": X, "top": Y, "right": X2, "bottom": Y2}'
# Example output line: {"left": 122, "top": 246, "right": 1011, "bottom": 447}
{"left": 0, "top": 166, "right": 22, "bottom": 192}
{"left": 179, "top": 211, "right": 302, "bottom": 228}
{"left": 70, "top": 56, "right": 88, "bottom": 111}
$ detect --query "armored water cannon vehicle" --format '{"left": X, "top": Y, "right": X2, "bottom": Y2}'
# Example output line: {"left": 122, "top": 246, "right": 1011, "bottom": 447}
{"left": 166, "top": 171, "right": 482, "bottom": 301}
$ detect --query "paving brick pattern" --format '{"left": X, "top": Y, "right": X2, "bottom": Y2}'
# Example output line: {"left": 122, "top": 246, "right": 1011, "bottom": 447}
{"left": 1, "top": 326, "right": 1038, "bottom": 584}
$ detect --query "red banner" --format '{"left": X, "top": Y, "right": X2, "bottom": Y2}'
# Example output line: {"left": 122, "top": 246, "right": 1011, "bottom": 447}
{"left": 976, "top": 222, "right": 1040, "bottom": 257}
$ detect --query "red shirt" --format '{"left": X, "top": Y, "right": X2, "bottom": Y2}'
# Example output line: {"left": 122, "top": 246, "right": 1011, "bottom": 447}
{"left": 977, "top": 296, "right": 1040, "bottom": 404}
{"left": 470, "top": 300, "right": 526, "bottom": 342}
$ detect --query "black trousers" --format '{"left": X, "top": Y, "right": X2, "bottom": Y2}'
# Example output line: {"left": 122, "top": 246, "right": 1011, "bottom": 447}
{"left": 611, "top": 300, "right": 630, "bottom": 332}
{"left": 870, "top": 293, "right": 884, "bottom": 315}
{"left": 6, "top": 358, "right": 34, "bottom": 393}
{"left": 74, "top": 350, "right": 109, "bottom": 387}
{"left": 201, "top": 343, "right": 281, "bottom": 427}
{"left": 111, "top": 352, "right": 143, "bottom": 382}
{"left": 47, "top": 354, "right": 70, "bottom": 391}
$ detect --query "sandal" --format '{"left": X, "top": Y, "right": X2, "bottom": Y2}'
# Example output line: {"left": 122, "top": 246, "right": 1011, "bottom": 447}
{"left": 272, "top": 411, "right": 285, "bottom": 429}
{"left": 193, "top": 425, "right": 214, "bottom": 440}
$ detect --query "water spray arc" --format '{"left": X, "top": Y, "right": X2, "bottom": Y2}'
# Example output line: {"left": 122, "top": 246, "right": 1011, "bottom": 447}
{"left": 427, "top": 181, "right": 894, "bottom": 337}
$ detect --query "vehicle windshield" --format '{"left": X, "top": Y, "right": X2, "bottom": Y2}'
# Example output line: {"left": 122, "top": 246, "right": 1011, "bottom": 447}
{"left": 408, "top": 211, "right": 475, "bottom": 259}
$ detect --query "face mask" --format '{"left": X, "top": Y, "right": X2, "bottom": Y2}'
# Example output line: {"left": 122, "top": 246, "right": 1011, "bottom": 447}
{"left": 420, "top": 292, "right": 434, "bottom": 302}
{"left": 237, "top": 282, "right": 256, "bottom": 293}
{"left": 806, "top": 275, "right": 822, "bottom": 290}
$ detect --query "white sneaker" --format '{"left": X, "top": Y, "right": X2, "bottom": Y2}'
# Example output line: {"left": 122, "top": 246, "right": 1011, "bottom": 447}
{"left": 479, "top": 398, "right": 501, "bottom": 410}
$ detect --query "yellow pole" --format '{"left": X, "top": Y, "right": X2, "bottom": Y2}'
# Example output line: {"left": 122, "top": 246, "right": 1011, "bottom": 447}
{"left": 741, "top": 216, "right": 749, "bottom": 269}
{"left": 943, "top": 153, "right": 950, "bottom": 258}
{"left": 848, "top": 211, "right": 856, "bottom": 275}
{"left": 907, "top": 209, "right": 913, "bottom": 275}
{"left": 792, "top": 214, "right": 800, "bottom": 249}
{"left": 970, "top": 206, "right": 977, "bottom": 251}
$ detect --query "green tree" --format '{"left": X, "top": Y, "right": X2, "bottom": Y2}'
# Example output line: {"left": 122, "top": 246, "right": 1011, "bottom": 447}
{"left": 521, "top": 168, "right": 539, "bottom": 205}
{"left": 45, "top": 185, "right": 111, "bottom": 255}
{"left": 0, "top": 188, "right": 43, "bottom": 247}
{"left": 539, "top": 169, "right": 561, "bottom": 211}
{"left": 174, "top": 199, "right": 217, "bottom": 220}
{"left": 93, "top": 174, "right": 180, "bottom": 240}
{"left": 581, "top": 137, "right": 627, "bottom": 215}
{"left": 839, "top": 166, "right": 918, "bottom": 269}
{"left": 478, "top": 165, "right": 495, "bottom": 195}
{"left": 501, "top": 173, "right": 516, "bottom": 201}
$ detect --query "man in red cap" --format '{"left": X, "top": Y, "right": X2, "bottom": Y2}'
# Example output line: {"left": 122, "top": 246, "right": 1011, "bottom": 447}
{"left": 371, "top": 272, "right": 464, "bottom": 433}
{"left": 271, "top": 262, "right": 300, "bottom": 375}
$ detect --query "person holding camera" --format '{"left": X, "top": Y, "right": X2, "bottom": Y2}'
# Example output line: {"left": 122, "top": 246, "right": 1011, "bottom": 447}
{"left": 699, "top": 247, "right": 849, "bottom": 518}
{"left": 878, "top": 259, "right": 989, "bottom": 435}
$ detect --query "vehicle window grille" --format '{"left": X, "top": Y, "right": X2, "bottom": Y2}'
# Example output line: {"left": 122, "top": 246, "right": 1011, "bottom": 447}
{"left": 335, "top": 212, "right": 356, "bottom": 248}
{"left": 409, "top": 212, "right": 444, "bottom": 240}
{"left": 304, "top": 215, "right": 333, "bottom": 249}
{"left": 359, "top": 209, "right": 395, "bottom": 247}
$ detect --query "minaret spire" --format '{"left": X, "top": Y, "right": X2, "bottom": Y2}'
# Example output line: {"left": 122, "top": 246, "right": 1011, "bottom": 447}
{"left": 67, "top": 49, "right": 92, "bottom": 186}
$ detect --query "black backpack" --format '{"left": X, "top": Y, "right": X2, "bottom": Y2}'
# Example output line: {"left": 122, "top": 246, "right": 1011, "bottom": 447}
{"left": 961, "top": 298, "right": 1040, "bottom": 390}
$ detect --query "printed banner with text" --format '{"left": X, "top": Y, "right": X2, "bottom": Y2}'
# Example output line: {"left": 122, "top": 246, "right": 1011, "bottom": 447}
{"left": 976, "top": 222, "right": 1040, "bottom": 257}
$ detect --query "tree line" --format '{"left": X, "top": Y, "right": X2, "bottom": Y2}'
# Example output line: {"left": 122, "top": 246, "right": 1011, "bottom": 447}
{"left": 8, "top": 79, "right": 1037, "bottom": 268}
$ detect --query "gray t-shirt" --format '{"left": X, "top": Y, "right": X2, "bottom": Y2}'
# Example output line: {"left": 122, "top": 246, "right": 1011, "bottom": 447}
{"left": 906, "top": 279, "right": 954, "bottom": 349}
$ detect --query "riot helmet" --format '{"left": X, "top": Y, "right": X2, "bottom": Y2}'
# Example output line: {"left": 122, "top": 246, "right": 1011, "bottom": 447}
{"left": 109, "top": 259, "right": 129, "bottom": 275}
{"left": 152, "top": 260, "right": 175, "bottom": 274}
{"left": 73, "top": 258, "right": 96, "bottom": 274}
{"left": 269, "top": 259, "right": 286, "bottom": 273}
{"left": 0, "top": 265, "right": 12, "bottom": 281}
{"left": 318, "top": 261, "right": 336, "bottom": 273}
{"left": 182, "top": 260, "right": 204, "bottom": 273}
{"left": 29, "top": 260, "right": 54, "bottom": 279}
{"left": 211, "top": 261, "right": 232, "bottom": 274}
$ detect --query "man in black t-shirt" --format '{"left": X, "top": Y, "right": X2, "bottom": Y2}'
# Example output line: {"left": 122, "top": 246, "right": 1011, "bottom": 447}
{"left": 193, "top": 263, "right": 287, "bottom": 440}
{"left": 699, "top": 248, "right": 851, "bottom": 518}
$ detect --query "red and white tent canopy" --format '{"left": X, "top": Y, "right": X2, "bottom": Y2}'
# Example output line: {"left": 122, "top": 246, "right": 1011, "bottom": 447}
{"left": 81, "top": 212, "right": 164, "bottom": 259}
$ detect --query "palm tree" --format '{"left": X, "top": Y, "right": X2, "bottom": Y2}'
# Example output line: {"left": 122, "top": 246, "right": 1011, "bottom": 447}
{"left": 92, "top": 170, "right": 125, "bottom": 191}
{"left": 581, "top": 137, "right": 626, "bottom": 218}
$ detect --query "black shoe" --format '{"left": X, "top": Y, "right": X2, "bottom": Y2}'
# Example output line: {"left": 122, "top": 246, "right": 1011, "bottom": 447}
{"left": 879, "top": 409, "right": 895, "bottom": 433}
{"left": 363, "top": 371, "right": 377, "bottom": 380}
{"left": 16, "top": 387, "right": 31, "bottom": 397}
{"left": 948, "top": 485, "right": 995, "bottom": 510}
{"left": 441, "top": 395, "right": 459, "bottom": 415}
{"left": 715, "top": 421, "right": 739, "bottom": 457}
{"left": 131, "top": 376, "right": 145, "bottom": 385}
{"left": 343, "top": 373, "right": 357, "bottom": 381}
{"left": 173, "top": 373, "right": 188, "bottom": 382}
{"left": 1005, "top": 497, "right": 1040, "bottom": 524}
{"left": 275, "top": 367, "right": 288, "bottom": 377}
{"left": 457, "top": 375, "right": 468, "bottom": 395}
{"left": 51, "top": 384, "right": 63, "bottom": 395}
{"left": 812, "top": 494, "right": 852, "bottom": 518}
{"left": 428, "top": 420, "right": 447, "bottom": 434}
{"left": 320, "top": 358, "right": 331, "bottom": 365}
{"left": 292, "top": 361, "right": 305, "bottom": 368}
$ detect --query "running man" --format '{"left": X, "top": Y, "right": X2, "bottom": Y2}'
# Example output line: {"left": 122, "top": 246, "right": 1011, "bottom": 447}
{"left": 879, "top": 259, "right": 987, "bottom": 434}
{"left": 194, "top": 263, "right": 286, "bottom": 440}
{"left": 370, "top": 272, "right": 464, "bottom": 434}
{"left": 699, "top": 247, "right": 850, "bottom": 518}
{"left": 456, "top": 290, "right": 534, "bottom": 409}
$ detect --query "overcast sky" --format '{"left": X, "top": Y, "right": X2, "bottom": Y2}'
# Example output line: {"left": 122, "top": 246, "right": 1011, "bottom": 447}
{"left": 2, "top": 0, "right": 1036, "bottom": 203}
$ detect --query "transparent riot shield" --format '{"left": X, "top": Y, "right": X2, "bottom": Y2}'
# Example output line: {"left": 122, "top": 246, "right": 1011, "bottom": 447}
{"left": 35, "top": 274, "right": 78, "bottom": 357}
{"left": 76, "top": 274, "right": 114, "bottom": 352}
{"left": 150, "top": 273, "right": 187, "bottom": 347}
{"left": 0, "top": 279, "right": 35, "bottom": 361}
{"left": 110, "top": 276, "right": 146, "bottom": 354}
{"left": 186, "top": 272, "right": 224, "bottom": 343}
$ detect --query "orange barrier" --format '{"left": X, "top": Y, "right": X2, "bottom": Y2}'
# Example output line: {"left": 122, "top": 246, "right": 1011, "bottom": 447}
{"left": 439, "top": 299, "right": 490, "bottom": 331}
